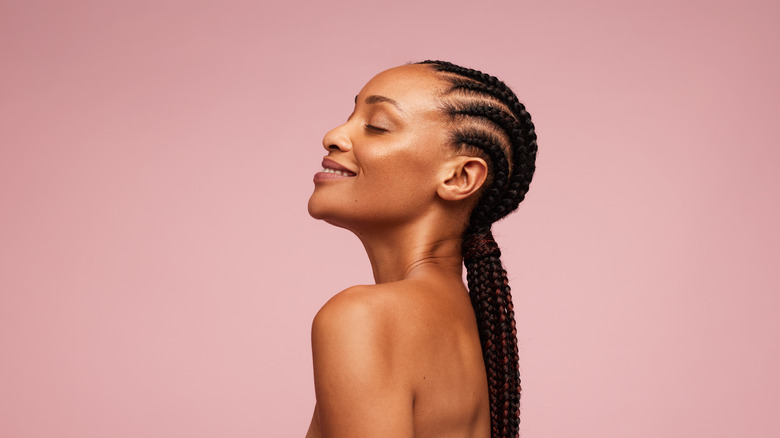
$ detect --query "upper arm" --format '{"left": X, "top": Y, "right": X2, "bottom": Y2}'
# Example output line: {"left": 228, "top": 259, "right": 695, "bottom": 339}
{"left": 311, "top": 288, "right": 413, "bottom": 438}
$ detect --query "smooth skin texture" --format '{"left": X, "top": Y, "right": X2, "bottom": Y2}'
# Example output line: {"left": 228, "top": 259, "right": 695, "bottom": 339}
{"left": 306, "top": 65, "right": 491, "bottom": 438}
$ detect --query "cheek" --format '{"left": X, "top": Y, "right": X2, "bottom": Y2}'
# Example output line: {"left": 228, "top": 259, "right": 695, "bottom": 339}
{"left": 359, "top": 141, "right": 443, "bottom": 189}
{"left": 349, "top": 155, "right": 440, "bottom": 224}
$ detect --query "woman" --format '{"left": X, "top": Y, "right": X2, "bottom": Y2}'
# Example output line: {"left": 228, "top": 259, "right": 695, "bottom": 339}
{"left": 306, "top": 60, "right": 537, "bottom": 438}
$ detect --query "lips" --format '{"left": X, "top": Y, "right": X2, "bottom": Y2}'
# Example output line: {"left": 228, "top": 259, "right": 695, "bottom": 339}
{"left": 320, "top": 158, "right": 356, "bottom": 176}
{"left": 313, "top": 157, "right": 357, "bottom": 183}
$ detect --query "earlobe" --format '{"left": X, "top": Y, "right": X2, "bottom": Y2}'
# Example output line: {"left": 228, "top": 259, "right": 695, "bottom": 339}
{"left": 437, "top": 157, "right": 488, "bottom": 202}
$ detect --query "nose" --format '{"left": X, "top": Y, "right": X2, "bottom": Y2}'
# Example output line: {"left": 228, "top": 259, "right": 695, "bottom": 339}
{"left": 322, "top": 123, "right": 352, "bottom": 153}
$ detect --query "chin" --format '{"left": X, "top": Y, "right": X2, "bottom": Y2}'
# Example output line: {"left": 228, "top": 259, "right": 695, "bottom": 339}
{"left": 307, "top": 194, "right": 325, "bottom": 220}
{"left": 307, "top": 194, "right": 340, "bottom": 222}
{"left": 308, "top": 195, "right": 359, "bottom": 232}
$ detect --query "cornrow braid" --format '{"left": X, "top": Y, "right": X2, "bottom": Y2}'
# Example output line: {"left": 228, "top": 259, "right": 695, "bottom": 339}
{"left": 419, "top": 60, "right": 537, "bottom": 438}
{"left": 424, "top": 60, "right": 538, "bottom": 218}
{"left": 449, "top": 103, "right": 524, "bottom": 224}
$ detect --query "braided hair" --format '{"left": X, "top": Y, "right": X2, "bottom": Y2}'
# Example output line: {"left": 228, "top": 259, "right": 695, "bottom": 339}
{"left": 418, "top": 60, "right": 537, "bottom": 438}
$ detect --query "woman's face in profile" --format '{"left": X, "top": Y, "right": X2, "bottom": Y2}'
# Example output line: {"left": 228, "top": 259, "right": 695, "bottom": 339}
{"left": 308, "top": 64, "right": 455, "bottom": 231}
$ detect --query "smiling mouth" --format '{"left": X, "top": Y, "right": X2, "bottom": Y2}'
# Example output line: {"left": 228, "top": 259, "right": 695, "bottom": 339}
{"left": 320, "top": 167, "right": 356, "bottom": 177}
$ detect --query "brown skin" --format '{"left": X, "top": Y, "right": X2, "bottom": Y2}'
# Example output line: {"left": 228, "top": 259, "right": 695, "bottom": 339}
{"left": 306, "top": 65, "right": 491, "bottom": 438}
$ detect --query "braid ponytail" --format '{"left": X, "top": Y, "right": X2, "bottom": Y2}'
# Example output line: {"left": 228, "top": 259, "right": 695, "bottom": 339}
{"left": 464, "top": 230, "right": 519, "bottom": 438}
{"left": 419, "top": 60, "right": 537, "bottom": 438}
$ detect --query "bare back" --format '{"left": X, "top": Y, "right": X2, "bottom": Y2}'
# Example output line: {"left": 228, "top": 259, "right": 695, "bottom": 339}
{"left": 306, "top": 266, "right": 490, "bottom": 438}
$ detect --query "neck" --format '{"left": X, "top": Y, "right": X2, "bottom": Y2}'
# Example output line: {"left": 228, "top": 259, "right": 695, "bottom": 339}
{"left": 354, "top": 221, "right": 464, "bottom": 284}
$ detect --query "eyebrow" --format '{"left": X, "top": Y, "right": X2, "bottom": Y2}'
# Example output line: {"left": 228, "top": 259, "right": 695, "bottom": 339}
{"left": 356, "top": 94, "right": 404, "bottom": 113}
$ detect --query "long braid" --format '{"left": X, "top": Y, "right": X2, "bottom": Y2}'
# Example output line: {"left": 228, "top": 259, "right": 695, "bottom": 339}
{"left": 419, "top": 60, "right": 537, "bottom": 438}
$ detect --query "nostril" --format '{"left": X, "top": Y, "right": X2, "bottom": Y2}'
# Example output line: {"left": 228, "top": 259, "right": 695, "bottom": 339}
{"left": 327, "top": 144, "right": 341, "bottom": 151}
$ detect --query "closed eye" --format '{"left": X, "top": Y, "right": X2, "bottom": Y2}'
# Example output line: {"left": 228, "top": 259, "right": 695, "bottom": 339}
{"left": 364, "top": 124, "right": 388, "bottom": 133}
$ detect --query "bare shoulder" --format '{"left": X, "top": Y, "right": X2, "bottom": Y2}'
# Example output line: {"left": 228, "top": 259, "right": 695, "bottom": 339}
{"left": 310, "top": 283, "right": 425, "bottom": 382}
{"left": 309, "top": 284, "right": 415, "bottom": 437}
{"left": 313, "top": 277, "right": 480, "bottom": 385}
{"left": 313, "top": 284, "right": 390, "bottom": 329}
{"left": 309, "top": 279, "right": 488, "bottom": 437}
{"left": 312, "top": 285, "right": 396, "bottom": 352}
{"left": 312, "top": 281, "right": 431, "bottom": 340}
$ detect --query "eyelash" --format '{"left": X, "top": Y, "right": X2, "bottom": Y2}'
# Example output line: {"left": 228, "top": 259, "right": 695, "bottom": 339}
{"left": 364, "top": 124, "right": 388, "bottom": 133}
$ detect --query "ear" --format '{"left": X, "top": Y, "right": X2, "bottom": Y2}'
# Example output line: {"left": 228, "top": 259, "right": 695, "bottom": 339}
{"left": 437, "top": 156, "right": 488, "bottom": 202}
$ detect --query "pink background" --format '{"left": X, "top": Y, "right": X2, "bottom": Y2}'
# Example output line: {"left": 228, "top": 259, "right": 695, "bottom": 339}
{"left": 1, "top": 1, "right": 778, "bottom": 436}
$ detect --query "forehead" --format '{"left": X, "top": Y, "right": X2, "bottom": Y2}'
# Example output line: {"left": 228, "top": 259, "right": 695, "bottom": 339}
{"left": 357, "top": 64, "right": 445, "bottom": 109}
